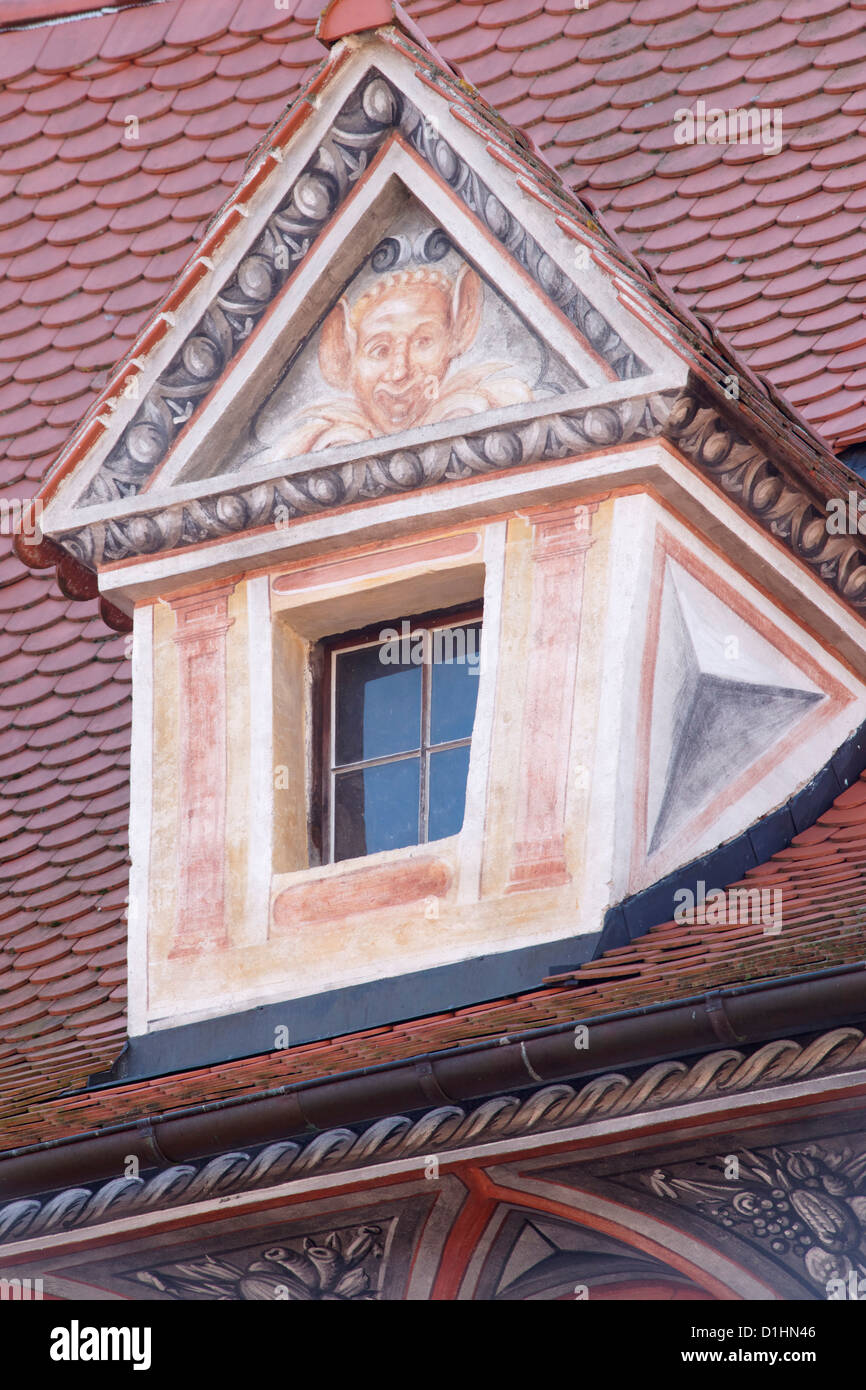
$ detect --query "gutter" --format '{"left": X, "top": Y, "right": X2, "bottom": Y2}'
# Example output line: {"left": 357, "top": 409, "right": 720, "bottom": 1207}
{"left": 1, "top": 961, "right": 864, "bottom": 1201}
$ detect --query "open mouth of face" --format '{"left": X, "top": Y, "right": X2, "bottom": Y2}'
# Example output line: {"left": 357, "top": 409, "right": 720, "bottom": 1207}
{"left": 374, "top": 375, "right": 439, "bottom": 427}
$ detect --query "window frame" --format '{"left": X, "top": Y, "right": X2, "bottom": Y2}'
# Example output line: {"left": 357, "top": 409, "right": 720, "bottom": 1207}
{"left": 317, "top": 601, "right": 484, "bottom": 866}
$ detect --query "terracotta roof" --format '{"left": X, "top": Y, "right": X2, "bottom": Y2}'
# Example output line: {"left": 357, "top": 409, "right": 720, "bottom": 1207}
{"left": 1, "top": 0, "right": 866, "bottom": 1142}
{"left": 1, "top": 762, "right": 866, "bottom": 1153}
{"left": 0, "top": 518, "right": 129, "bottom": 1113}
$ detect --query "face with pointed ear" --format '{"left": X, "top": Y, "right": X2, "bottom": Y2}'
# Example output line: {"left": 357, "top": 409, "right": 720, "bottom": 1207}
{"left": 318, "top": 265, "right": 483, "bottom": 435}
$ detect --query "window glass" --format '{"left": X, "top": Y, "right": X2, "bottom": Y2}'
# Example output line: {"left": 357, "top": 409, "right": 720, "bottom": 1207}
{"left": 334, "top": 644, "right": 421, "bottom": 766}
{"left": 429, "top": 621, "right": 481, "bottom": 745}
{"left": 428, "top": 744, "right": 472, "bottom": 842}
{"left": 333, "top": 759, "right": 420, "bottom": 861}
{"left": 328, "top": 614, "right": 481, "bottom": 863}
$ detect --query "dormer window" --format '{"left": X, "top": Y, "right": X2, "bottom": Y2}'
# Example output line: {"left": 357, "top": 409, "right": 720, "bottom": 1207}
{"left": 324, "top": 609, "right": 482, "bottom": 863}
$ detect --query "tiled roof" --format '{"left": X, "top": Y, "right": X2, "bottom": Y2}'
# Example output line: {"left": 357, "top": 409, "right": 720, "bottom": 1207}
{"left": 0, "top": 0, "right": 864, "bottom": 488}
{"left": 0, "top": 534, "right": 130, "bottom": 1112}
{"left": 1, "top": 0, "right": 866, "bottom": 1142}
{"left": 2, "top": 763, "right": 866, "bottom": 1152}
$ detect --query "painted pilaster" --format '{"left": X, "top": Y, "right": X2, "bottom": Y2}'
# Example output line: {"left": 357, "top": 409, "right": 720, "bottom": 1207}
{"left": 126, "top": 604, "right": 153, "bottom": 1036}
{"left": 507, "top": 502, "right": 597, "bottom": 892}
{"left": 245, "top": 575, "right": 273, "bottom": 945}
{"left": 170, "top": 582, "right": 235, "bottom": 956}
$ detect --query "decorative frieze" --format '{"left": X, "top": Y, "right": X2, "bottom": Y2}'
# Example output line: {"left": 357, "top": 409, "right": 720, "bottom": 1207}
{"left": 665, "top": 393, "right": 866, "bottom": 613}
{"left": 634, "top": 1136, "right": 866, "bottom": 1299}
{"left": 135, "top": 1224, "right": 385, "bottom": 1301}
{"left": 56, "top": 384, "right": 866, "bottom": 630}
{"left": 60, "top": 391, "right": 670, "bottom": 566}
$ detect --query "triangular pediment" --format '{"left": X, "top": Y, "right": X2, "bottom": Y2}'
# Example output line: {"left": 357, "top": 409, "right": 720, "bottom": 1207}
{"left": 152, "top": 190, "right": 595, "bottom": 489}
{"left": 72, "top": 140, "right": 657, "bottom": 508}
{"left": 243, "top": 204, "right": 585, "bottom": 471}
{"left": 34, "top": 42, "right": 684, "bottom": 571}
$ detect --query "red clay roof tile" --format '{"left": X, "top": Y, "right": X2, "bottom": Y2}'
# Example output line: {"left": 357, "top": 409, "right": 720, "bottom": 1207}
{"left": 0, "top": 134, "right": 63, "bottom": 176}
{"left": 36, "top": 12, "right": 114, "bottom": 73}
{"left": 76, "top": 147, "right": 145, "bottom": 188}
{"left": 99, "top": 4, "right": 174, "bottom": 63}
{"left": 183, "top": 105, "right": 245, "bottom": 142}
{"left": 8, "top": 70, "right": 64, "bottom": 96}
{"left": 0, "top": 29, "right": 47, "bottom": 84}
{"left": 661, "top": 33, "right": 729, "bottom": 71}
{"left": 0, "top": 324, "right": 53, "bottom": 362}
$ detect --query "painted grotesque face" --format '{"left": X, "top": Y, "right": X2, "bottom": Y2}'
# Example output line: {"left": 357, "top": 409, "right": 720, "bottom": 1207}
{"left": 319, "top": 266, "right": 483, "bottom": 437}
{"left": 351, "top": 282, "right": 454, "bottom": 433}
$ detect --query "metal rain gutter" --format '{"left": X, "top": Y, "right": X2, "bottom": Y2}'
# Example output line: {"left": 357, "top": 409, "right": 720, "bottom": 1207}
{"left": 1, "top": 960, "right": 864, "bottom": 1201}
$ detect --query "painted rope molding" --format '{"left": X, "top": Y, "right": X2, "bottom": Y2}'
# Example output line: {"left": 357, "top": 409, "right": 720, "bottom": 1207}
{"left": 77, "top": 69, "right": 645, "bottom": 509}
{"left": 2, "top": 1026, "right": 864, "bottom": 1245}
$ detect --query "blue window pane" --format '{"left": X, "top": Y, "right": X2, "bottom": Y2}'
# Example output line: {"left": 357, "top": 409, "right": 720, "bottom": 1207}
{"left": 333, "top": 757, "right": 420, "bottom": 861}
{"left": 430, "top": 623, "right": 481, "bottom": 746}
{"left": 428, "top": 744, "right": 471, "bottom": 842}
{"left": 334, "top": 644, "right": 422, "bottom": 766}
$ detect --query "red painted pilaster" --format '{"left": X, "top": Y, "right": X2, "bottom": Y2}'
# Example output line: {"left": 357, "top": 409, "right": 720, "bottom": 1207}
{"left": 170, "top": 582, "right": 235, "bottom": 956}
{"left": 507, "top": 502, "right": 597, "bottom": 893}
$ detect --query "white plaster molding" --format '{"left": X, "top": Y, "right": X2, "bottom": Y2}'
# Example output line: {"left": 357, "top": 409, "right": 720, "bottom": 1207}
{"left": 456, "top": 520, "right": 506, "bottom": 905}
{"left": 585, "top": 494, "right": 650, "bottom": 921}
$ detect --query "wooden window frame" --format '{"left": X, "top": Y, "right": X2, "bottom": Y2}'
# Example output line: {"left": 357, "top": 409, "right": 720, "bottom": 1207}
{"left": 316, "top": 601, "right": 483, "bottom": 866}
